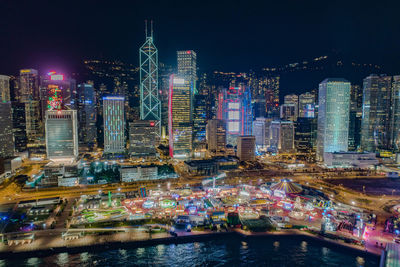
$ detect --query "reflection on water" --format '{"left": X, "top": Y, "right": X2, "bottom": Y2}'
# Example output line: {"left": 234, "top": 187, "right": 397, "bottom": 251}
{"left": 2, "top": 237, "right": 379, "bottom": 267}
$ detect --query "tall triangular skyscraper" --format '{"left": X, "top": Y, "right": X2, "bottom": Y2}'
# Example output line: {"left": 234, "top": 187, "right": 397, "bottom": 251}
{"left": 139, "top": 20, "right": 161, "bottom": 136}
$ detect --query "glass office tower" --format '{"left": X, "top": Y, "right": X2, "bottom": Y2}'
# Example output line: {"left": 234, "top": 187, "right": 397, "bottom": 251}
{"left": 316, "top": 78, "right": 351, "bottom": 161}
{"left": 45, "top": 110, "right": 78, "bottom": 160}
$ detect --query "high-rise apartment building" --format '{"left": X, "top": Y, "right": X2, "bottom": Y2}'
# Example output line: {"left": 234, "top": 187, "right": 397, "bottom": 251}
{"left": 139, "top": 25, "right": 161, "bottom": 136}
{"left": 129, "top": 120, "right": 158, "bottom": 157}
{"left": 317, "top": 78, "right": 351, "bottom": 161}
{"left": 0, "top": 75, "right": 10, "bottom": 102}
{"left": 237, "top": 135, "right": 256, "bottom": 161}
{"left": 168, "top": 75, "right": 192, "bottom": 158}
{"left": 0, "top": 103, "right": 15, "bottom": 157}
{"left": 45, "top": 110, "right": 78, "bottom": 160}
{"left": 206, "top": 119, "right": 226, "bottom": 155}
{"left": 361, "top": 74, "right": 393, "bottom": 152}
{"left": 77, "top": 83, "right": 97, "bottom": 148}
{"left": 103, "top": 96, "right": 125, "bottom": 153}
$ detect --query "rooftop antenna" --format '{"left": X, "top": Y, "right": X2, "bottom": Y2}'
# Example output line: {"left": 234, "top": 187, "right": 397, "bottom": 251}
{"left": 145, "top": 20, "right": 148, "bottom": 37}
{"left": 151, "top": 20, "right": 153, "bottom": 38}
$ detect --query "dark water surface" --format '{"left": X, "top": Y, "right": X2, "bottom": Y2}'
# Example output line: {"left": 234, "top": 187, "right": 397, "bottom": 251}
{"left": 0, "top": 236, "right": 379, "bottom": 266}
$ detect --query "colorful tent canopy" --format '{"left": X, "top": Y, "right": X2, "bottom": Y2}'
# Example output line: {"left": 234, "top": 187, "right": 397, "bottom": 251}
{"left": 271, "top": 179, "right": 302, "bottom": 194}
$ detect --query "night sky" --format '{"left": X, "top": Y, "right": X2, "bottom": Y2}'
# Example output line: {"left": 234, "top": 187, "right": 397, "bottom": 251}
{"left": 1, "top": 0, "right": 400, "bottom": 75}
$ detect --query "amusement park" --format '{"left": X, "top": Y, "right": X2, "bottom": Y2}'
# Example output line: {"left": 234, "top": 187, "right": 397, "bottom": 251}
{"left": 66, "top": 178, "right": 379, "bottom": 247}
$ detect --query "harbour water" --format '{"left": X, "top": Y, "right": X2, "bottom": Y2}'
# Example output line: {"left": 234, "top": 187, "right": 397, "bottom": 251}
{"left": 0, "top": 236, "right": 379, "bottom": 266}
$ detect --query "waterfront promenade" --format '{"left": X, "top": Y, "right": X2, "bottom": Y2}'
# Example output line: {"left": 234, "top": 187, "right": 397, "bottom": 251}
{"left": 0, "top": 227, "right": 382, "bottom": 260}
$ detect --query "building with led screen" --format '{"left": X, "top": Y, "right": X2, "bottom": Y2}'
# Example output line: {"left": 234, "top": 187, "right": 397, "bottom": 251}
{"left": 40, "top": 71, "right": 76, "bottom": 117}
{"left": 168, "top": 75, "right": 192, "bottom": 158}
{"left": 45, "top": 110, "right": 78, "bottom": 160}
{"left": 317, "top": 78, "right": 351, "bottom": 161}
{"left": 103, "top": 96, "right": 125, "bottom": 153}
{"left": 217, "top": 84, "right": 252, "bottom": 145}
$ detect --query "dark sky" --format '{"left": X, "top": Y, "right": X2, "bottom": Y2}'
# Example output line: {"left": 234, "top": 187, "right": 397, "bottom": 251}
{"left": 1, "top": 0, "right": 400, "bottom": 75}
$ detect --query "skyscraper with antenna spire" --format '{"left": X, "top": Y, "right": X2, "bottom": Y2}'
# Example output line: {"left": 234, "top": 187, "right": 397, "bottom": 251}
{"left": 139, "top": 20, "right": 161, "bottom": 136}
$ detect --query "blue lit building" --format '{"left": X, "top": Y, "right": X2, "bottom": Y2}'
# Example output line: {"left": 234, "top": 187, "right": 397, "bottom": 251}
{"left": 317, "top": 78, "right": 351, "bottom": 161}
{"left": 103, "top": 96, "right": 125, "bottom": 153}
{"left": 193, "top": 94, "right": 207, "bottom": 145}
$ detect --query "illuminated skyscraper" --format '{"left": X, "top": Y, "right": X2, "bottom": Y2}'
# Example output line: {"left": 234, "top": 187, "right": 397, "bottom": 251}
{"left": 253, "top": 97, "right": 266, "bottom": 119}
{"left": 280, "top": 104, "right": 297, "bottom": 121}
{"left": 0, "top": 75, "right": 10, "bottom": 102}
{"left": 77, "top": 83, "right": 97, "bottom": 148}
{"left": 103, "top": 96, "right": 125, "bottom": 153}
{"left": 317, "top": 78, "right": 351, "bottom": 161}
{"left": 206, "top": 119, "right": 226, "bottom": 155}
{"left": 168, "top": 75, "right": 192, "bottom": 158}
{"left": 298, "top": 92, "right": 315, "bottom": 118}
{"left": 129, "top": 120, "right": 158, "bottom": 157}
{"left": 252, "top": 117, "right": 271, "bottom": 149}
{"left": 217, "top": 84, "right": 252, "bottom": 145}
{"left": 269, "top": 120, "right": 295, "bottom": 153}
{"left": 193, "top": 94, "right": 207, "bottom": 145}
{"left": 139, "top": 22, "right": 161, "bottom": 136}
{"left": 284, "top": 94, "right": 298, "bottom": 120}
{"left": 261, "top": 76, "right": 280, "bottom": 118}
{"left": 45, "top": 110, "right": 78, "bottom": 160}
{"left": 237, "top": 135, "right": 256, "bottom": 161}
{"left": 0, "top": 103, "right": 15, "bottom": 157}
{"left": 361, "top": 74, "right": 393, "bottom": 152}
{"left": 177, "top": 50, "right": 197, "bottom": 94}
{"left": 40, "top": 72, "right": 76, "bottom": 115}
{"left": 392, "top": 76, "right": 400, "bottom": 151}
{"left": 18, "top": 69, "right": 42, "bottom": 143}
{"left": 19, "top": 69, "right": 39, "bottom": 102}
{"left": 12, "top": 102, "right": 27, "bottom": 152}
